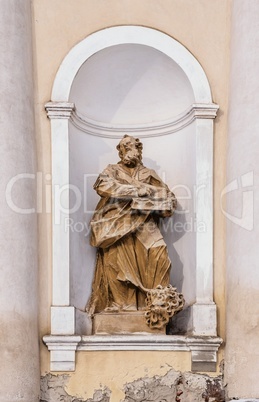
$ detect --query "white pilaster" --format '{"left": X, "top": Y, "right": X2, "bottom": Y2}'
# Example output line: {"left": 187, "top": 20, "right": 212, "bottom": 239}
{"left": 0, "top": 1, "right": 39, "bottom": 400}
{"left": 45, "top": 102, "right": 75, "bottom": 334}
{"left": 193, "top": 118, "right": 217, "bottom": 336}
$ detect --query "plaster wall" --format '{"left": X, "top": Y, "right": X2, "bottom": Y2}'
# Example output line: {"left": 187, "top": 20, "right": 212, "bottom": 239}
{"left": 0, "top": 1, "right": 39, "bottom": 401}
{"left": 41, "top": 353, "right": 225, "bottom": 402}
{"left": 225, "top": 0, "right": 259, "bottom": 398}
{"left": 69, "top": 44, "right": 195, "bottom": 124}
{"left": 32, "top": 0, "right": 230, "bottom": 398}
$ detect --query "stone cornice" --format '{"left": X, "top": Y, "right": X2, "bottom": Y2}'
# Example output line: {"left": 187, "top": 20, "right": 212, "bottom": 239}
{"left": 79, "top": 334, "right": 222, "bottom": 352}
{"left": 44, "top": 101, "right": 218, "bottom": 136}
{"left": 45, "top": 101, "right": 75, "bottom": 119}
{"left": 43, "top": 334, "right": 223, "bottom": 372}
{"left": 70, "top": 103, "right": 219, "bottom": 138}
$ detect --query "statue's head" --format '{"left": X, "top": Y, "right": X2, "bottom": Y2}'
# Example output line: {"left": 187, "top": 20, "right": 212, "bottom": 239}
{"left": 117, "top": 135, "right": 143, "bottom": 167}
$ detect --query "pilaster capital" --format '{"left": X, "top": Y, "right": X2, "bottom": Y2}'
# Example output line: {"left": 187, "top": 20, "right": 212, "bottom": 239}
{"left": 45, "top": 101, "right": 75, "bottom": 119}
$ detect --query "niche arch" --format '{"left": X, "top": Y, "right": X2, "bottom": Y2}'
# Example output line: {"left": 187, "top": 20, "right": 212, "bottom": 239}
{"left": 44, "top": 26, "right": 221, "bottom": 372}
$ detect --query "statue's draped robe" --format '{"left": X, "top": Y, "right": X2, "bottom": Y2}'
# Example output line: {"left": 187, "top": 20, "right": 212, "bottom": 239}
{"left": 87, "top": 162, "right": 177, "bottom": 314}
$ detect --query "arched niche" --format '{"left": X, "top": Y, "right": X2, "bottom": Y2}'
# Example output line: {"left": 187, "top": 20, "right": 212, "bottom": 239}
{"left": 44, "top": 26, "right": 221, "bottom": 372}
{"left": 68, "top": 43, "right": 197, "bottom": 314}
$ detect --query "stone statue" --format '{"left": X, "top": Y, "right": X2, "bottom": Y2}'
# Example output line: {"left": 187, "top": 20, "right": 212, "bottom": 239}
{"left": 87, "top": 135, "right": 184, "bottom": 330}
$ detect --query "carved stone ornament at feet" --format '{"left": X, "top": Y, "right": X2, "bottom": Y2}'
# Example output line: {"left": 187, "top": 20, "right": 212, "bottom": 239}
{"left": 145, "top": 284, "right": 185, "bottom": 329}
{"left": 86, "top": 134, "right": 185, "bottom": 332}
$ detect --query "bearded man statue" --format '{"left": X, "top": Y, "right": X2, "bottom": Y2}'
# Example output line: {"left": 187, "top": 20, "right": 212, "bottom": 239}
{"left": 87, "top": 135, "right": 178, "bottom": 316}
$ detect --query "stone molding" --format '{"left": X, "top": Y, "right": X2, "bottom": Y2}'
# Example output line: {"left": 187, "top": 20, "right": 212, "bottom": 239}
{"left": 70, "top": 103, "right": 219, "bottom": 138}
{"left": 43, "top": 335, "right": 81, "bottom": 371}
{"left": 51, "top": 26, "right": 212, "bottom": 103}
{"left": 45, "top": 102, "right": 75, "bottom": 119}
{"left": 45, "top": 101, "right": 218, "bottom": 137}
{"left": 43, "top": 334, "right": 223, "bottom": 372}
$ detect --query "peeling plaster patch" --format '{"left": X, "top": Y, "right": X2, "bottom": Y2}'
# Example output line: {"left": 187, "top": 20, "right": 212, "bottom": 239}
{"left": 202, "top": 378, "right": 225, "bottom": 402}
{"left": 123, "top": 369, "right": 225, "bottom": 402}
{"left": 40, "top": 373, "right": 110, "bottom": 402}
{"left": 85, "top": 389, "right": 111, "bottom": 402}
{"left": 40, "top": 370, "right": 224, "bottom": 402}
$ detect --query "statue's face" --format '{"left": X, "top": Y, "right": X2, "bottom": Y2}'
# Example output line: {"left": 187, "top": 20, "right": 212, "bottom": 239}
{"left": 119, "top": 137, "right": 136, "bottom": 153}
{"left": 119, "top": 137, "right": 141, "bottom": 167}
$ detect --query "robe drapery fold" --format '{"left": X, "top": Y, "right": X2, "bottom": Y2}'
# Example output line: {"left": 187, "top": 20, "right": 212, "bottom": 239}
{"left": 87, "top": 162, "right": 176, "bottom": 314}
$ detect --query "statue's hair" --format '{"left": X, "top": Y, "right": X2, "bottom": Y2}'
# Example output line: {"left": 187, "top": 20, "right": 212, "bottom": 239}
{"left": 116, "top": 134, "right": 143, "bottom": 161}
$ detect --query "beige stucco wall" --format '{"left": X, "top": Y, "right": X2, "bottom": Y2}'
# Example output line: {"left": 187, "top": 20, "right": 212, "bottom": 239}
{"left": 69, "top": 351, "right": 191, "bottom": 400}
{"left": 225, "top": 0, "right": 259, "bottom": 398}
{"left": 33, "top": 0, "right": 231, "bottom": 398}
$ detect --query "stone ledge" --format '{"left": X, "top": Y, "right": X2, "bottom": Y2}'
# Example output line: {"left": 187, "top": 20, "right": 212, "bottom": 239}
{"left": 43, "top": 335, "right": 81, "bottom": 372}
{"left": 43, "top": 334, "right": 223, "bottom": 372}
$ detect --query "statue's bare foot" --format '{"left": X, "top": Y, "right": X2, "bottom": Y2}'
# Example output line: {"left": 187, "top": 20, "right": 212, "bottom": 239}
{"left": 104, "top": 303, "right": 120, "bottom": 312}
{"left": 122, "top": 304, "right": 137, "bottom": 311}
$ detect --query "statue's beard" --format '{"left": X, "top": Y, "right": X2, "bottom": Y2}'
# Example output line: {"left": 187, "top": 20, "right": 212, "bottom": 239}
{"left": 121, "top": 150, "right": 141, "bottom": 167}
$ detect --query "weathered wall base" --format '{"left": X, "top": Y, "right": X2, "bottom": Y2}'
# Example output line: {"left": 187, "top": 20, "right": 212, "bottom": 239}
{"left": 41, "top": 369, "right": 225, "bottom": 402}
{"left": 40, "top": 374, "right": 110, "bottom": 402}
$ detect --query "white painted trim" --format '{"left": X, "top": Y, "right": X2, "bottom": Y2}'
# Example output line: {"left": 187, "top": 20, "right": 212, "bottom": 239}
{"left": 191, "top": 118, "right": 217, "bottom": 336}
{"left": 51, "top": 306, "right": 75, "bottom": 335}
{"left": 192, "top": 304, "right": 217, "bottom": 336}
{"left": 43, "top": 334, "right": 222, "bottom": 372}
{"left": 45, "top": 102, "right": 74, "bottom": 119}
{"left": 79, "top": 334, "right": 222, "bottom": 352}
{"left": 51, "top": 26, "right": 212, "bottom": 103}
{"left": 70, "top": 103, "right": 219, "bottom": 138}
{"left": 43, "top": 335, "right": 81, "bottom": 372}
{"left": 45, "top": 103, "right": 75, "bottom": 309}
{"left": 195, "top": 118, "right": 214, "bottom": 304}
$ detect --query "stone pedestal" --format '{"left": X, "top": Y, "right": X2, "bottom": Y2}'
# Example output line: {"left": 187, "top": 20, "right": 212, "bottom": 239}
{"left": 93, "top": 312, "right": 166, "bottom": 335}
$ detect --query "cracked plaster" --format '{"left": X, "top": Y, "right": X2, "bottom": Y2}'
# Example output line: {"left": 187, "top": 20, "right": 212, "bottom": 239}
{"left": 41, "top": 369, "right": 224, "bottom": 402}
{"left": 40, "top": 374, "right": 110, "bottom": 402}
